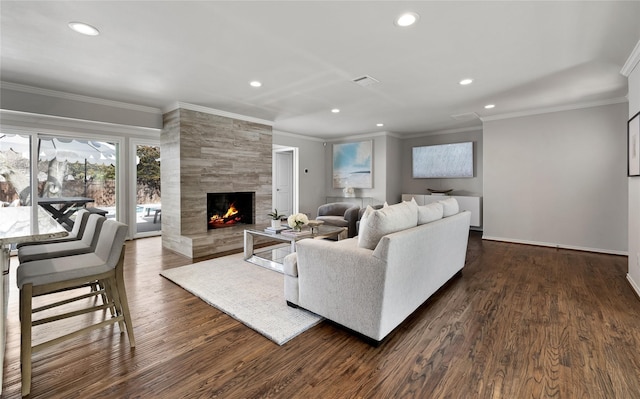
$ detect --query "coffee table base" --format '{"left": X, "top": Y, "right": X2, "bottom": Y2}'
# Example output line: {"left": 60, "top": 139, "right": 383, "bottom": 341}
{"left": 246, "top": 244, "right": 292, "bottom": 273}
{"left": 244, "top": 226, "right": 346, "bottom": 272}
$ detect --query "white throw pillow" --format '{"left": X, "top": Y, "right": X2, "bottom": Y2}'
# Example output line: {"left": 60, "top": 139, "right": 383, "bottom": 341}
{"left": 357, "top": 200, "right": 418, "bottom": 250}
{"left": 418, "top": 202, "right": 444, "bottom": 224}
{"left": 439, "top": 197, "right": 459, "bottom": 217}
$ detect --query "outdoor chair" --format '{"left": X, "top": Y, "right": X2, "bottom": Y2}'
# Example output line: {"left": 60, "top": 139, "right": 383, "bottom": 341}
{"left": 18, "top": 213, "right": 105, "bottom": 263}
{"left": 17, "top": 219, "right": 135, "bottom": 396}
{"left": 16, "top": 209, "right": 90, "bottom": 249}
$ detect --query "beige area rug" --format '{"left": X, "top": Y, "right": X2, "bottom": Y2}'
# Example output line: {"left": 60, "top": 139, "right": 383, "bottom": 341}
{"left": 160, "top": 252, "right": 323, "bottom": 345}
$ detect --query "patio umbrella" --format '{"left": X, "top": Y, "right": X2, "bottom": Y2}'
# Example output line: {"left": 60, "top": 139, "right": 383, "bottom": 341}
{"left": 38, "top": 137, "right": 117, "bottom": 197}
{"left": 0, "top": 133, "right": 30, "bottom": 158}
{"left": 0, "top": 135, "right": 116, "bottom": 165}
{"left": 0, "top": 135, "right": 117, "bottom": 198}
{"left": 38, "top": 137, "right": 116, "bottom": 165}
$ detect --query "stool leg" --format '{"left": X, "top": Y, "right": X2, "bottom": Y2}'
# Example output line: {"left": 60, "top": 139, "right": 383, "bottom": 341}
{"left": 115, "top": 267, "right": 135, "bottom": 348}
{"left": 103, "top": 277, "right": 124, "bottom": 332}
{"left": 20, "top": 284, "right": 33, "bottom": 397}
{"left": 98, "top": 280, "right": 115, "bottom": 317}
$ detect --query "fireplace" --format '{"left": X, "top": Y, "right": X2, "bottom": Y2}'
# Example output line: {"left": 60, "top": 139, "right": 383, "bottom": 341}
{"left": 207, "top": 192, "right": 255, "bottom": 229}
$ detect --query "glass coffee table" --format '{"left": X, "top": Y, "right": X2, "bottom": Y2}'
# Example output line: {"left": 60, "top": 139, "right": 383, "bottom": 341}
{"left": 244, "top": 225, "right": 347, "bottom": 272}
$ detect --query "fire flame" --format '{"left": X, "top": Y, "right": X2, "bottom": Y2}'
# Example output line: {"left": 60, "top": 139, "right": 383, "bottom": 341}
{"left": 209, "top": 203, "right": 241, "bottom": 226}
{"left": 223, "top": 204, "right": 238, "bottom": 219}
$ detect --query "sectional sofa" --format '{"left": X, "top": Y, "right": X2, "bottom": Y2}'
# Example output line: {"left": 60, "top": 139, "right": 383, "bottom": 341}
{"left": 283, "top": 198, "right": 471, "bottom": 344}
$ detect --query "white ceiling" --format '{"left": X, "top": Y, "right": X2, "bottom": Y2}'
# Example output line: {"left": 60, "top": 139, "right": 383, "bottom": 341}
{"left": 1, "top": 1, "right": 639, "bottom": 139}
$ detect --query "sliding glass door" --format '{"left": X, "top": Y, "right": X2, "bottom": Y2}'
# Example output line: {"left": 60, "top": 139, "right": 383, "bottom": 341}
{"left": 133, "top": 142, "right": 161, "bottom": 237}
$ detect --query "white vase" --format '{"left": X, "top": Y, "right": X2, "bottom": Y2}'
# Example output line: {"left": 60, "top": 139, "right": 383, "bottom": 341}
{"left": 271, "top": 219, "right": 281, "bottom": 228}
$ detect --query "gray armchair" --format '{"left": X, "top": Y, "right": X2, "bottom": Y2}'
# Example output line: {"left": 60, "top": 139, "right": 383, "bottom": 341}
{"left": 316, "top": 202, "right": 360, "bottom": 238}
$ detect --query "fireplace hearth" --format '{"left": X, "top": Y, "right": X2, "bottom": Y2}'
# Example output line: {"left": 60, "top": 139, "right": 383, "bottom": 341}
{"left": 207, "top": 192, "right": 255, "bottom": 229}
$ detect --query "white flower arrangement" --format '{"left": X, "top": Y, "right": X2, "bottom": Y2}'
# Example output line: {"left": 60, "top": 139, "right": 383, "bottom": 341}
{"left": 287, "top": 213, "right": 309, "bottom": 230}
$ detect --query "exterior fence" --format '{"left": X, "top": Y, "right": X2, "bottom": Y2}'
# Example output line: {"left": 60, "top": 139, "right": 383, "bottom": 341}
{"left": 0, "top": 181, "right": 160, "bottom": 207}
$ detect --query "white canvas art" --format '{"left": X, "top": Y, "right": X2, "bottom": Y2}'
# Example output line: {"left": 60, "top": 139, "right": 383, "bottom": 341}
{"left": 412, "top": 142, "right": 473, "bottom": 178}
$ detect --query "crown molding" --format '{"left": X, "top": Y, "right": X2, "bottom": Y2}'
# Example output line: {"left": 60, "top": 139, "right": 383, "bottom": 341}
{"left": 0, "top": 81, "right": 162, "bottom": 115}
{"left": 402, "top": 125, "right": 482, "bottom": 139}
{"left": 621, "top": 39, "right": 640, "bottom": 77}
{"left": 324, "top": 130, "right": 399, "bottom": 143}
{"left": 0, "top": 109, "right": 161, "bottom": 138}
{"left": 164, "top": 101, "right": 274, "bottom": 127}
{"left": 480, "top": 97, "right": 628, "bottom": 122}
{"left": 272, "top": 129, "right": 325, "bottom": 142}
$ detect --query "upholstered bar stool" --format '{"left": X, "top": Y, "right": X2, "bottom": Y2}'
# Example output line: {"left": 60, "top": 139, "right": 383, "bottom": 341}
{"left": 16, "top": 208, "right": 90, "bottom": 249}
{"left": 18, "top": 213, "right": 105, "bottom": 263}
{"left": 17, "top": 220, "right": 135, "bottom": 396}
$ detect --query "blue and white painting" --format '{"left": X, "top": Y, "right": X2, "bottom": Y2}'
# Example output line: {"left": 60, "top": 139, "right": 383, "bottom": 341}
{"left": 332, "top": 141, "right": 373, "bottom": 188}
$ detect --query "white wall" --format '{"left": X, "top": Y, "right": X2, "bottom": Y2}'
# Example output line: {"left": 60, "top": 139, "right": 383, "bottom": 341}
{"left": 401, "top": 129, "right": 483, "bottom": 198}
{"left": 324, "top": 133, "right": 395, "bottom": 204}
{"left": 385, "top": 135, "right": 402, "bottom": 204}
{"left": 483, "top": 103, "right": 628, "bottom": 254}
{"left": 272, "top": 131, "right": 326, "bottom": 218}
{"left": 624, "top": 44, "right": 640, "bottom": 295}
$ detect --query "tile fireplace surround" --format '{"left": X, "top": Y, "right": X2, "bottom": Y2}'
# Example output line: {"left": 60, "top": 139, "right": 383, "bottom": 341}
{"left": 161, "top": 107, "right": 273, "bottom": 258}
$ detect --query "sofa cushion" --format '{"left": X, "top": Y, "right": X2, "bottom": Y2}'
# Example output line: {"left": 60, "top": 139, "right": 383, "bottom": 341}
{"left": 358, "top": 200, "right": 418, "bottom": 250}
{"left": 439, "top": 197, "right": 459, "bottom": 217}
{"left": 418, "top": 202, "right": 444, "bottom": 224}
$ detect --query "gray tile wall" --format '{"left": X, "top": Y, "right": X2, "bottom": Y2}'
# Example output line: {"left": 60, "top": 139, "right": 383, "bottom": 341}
{"left": 161, "top": 108, "right": 272, "bottom": 258}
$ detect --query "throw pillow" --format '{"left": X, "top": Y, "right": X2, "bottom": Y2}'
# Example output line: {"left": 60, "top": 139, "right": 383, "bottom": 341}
{"left": 439, "top": 197, "right": 459, "bottom": 217}
{"left": 357, "top": 200, "right": 418, "bottom": 250}
{"left": 418, "top": 202, "right": 444, "bottom": 224}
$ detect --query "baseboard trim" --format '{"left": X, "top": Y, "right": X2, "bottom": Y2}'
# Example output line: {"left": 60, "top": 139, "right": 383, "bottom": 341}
{"left": 481, "top": 235, "right": 628, "bottom": 256}
{"left": 627, "top": 274, "right": 640, "bottom": 300}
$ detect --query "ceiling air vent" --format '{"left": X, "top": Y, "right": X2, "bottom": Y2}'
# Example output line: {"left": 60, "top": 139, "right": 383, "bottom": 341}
{"left": 352, "top": 75, "right": 380, "bottom": 87}
{"left": 450, "top": 112, "right": 479, "bottom": 121}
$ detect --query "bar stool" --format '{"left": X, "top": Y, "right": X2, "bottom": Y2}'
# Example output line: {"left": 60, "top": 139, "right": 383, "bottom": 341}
{"left": 18, "top": 213, "right": 105, "bottom": 263}
{"left": 17, "top": 220, "right": 135, "bottom": 396}
{"left": 16, "top": 208, "right": 90, "bottom": 248}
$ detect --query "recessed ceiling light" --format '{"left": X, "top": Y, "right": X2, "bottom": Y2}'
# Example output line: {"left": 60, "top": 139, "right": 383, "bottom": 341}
{"left": 395, "top": 12, "right": 419, "bottom": 27}
{"left": 331, "top": 108, "right": 340, "bottom": 113}
{"left": 459, "top": 78, "right": 474, "bottom": 86}
{"left": 484, "top": 104, "right": 496, "bottom": 109}
{"left": 249, "top": 81, "right": 262, "bottom": 88}
{"left": 376, "top": 123, "right": 384, "bottom": 127}
{"left": 68, "top": 21, "right": 100, "bottom": 36}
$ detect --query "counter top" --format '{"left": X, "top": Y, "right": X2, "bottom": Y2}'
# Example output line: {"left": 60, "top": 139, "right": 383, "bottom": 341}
{"left": 0, "top": 206, "right": 68, "bottom": 245}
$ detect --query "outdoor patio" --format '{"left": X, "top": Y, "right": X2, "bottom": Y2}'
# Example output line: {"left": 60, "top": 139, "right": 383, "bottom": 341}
{"left": 100, "top": 205, "right": 161, "bottom": 234}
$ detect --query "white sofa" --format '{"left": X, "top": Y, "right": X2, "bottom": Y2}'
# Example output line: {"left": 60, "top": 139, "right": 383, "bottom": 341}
{"left": 283, "top": 198, "right": 471, "bottom": 345}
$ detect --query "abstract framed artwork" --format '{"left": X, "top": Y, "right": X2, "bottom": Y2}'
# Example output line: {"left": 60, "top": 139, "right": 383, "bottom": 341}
{"left": 332, "top": 140, "right": 373, "bottom": 188}
{"left": 629, "top": 111, "right": 640, "bottom": 177}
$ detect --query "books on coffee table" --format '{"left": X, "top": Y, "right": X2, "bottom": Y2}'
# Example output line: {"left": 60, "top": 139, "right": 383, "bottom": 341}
{"left": 264, "top": 225, "right": 288, "bottom": 233}
{"left": 280, "top": 229, "right": 312, "bottom": 238}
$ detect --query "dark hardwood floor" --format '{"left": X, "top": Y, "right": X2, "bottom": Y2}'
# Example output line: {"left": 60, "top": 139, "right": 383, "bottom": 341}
{"left": 2, "top": 232, "right": 640, "bottom": 398}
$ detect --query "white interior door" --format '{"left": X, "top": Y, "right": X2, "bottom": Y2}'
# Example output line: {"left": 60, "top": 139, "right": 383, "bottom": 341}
{"left": 275, "top": 151, "right": 293, "bottom": 217}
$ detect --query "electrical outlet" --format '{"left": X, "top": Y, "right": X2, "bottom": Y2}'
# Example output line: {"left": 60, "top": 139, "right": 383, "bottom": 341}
{"left": 637, "top": 252, "right": 640, "bottom": 266}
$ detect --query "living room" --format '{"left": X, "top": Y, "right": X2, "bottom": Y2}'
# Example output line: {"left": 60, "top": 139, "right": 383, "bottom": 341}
{"left": 1, "top": 1, "right": 640, "bottom": 397}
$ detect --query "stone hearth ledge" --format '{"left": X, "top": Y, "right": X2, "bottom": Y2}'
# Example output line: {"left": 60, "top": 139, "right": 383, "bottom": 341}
{"left": 162, "top": 224, "right": 277, "bottom": 259}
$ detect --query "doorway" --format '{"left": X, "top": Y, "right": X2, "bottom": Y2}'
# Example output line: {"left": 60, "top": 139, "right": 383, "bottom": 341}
{"left": 272, "top": 145, "right": 298, "bottom": 217}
